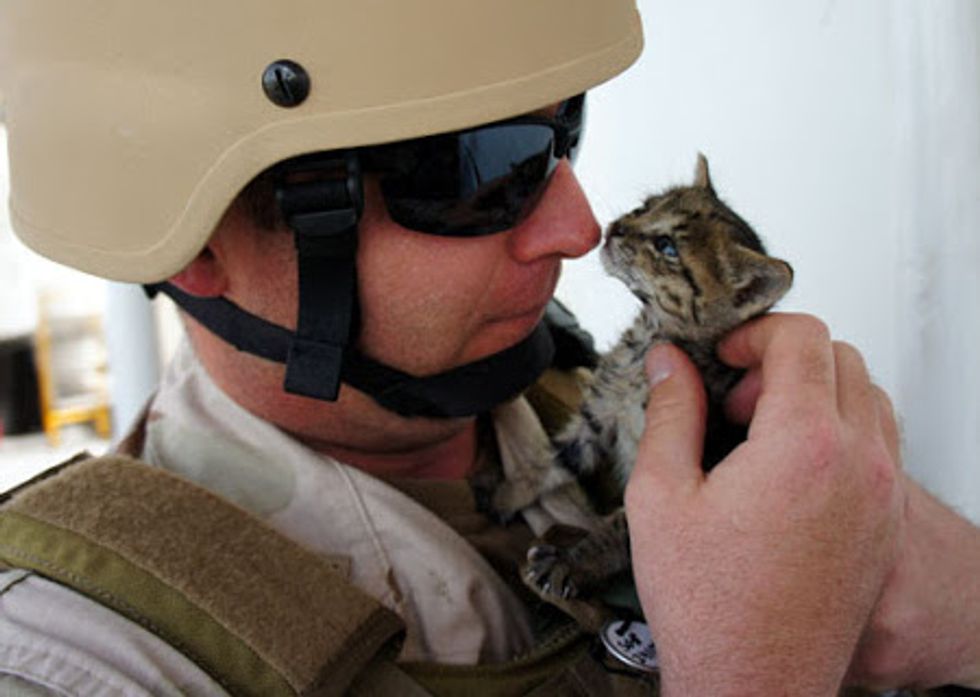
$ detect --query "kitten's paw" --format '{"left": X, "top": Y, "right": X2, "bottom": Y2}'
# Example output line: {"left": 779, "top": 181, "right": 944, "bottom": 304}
{"left": 523, "top": 520, "right": 626, "bottom": 603}
{"left": 523, "top": 543, "right": 583, "bottom": 600}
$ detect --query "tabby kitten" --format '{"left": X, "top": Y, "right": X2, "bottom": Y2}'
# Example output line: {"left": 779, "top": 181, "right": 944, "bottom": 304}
{"left": 523, "top": 154, "right": 794, "bottom": 599}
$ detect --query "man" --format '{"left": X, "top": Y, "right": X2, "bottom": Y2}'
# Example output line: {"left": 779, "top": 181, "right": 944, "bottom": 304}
{"left": 0, "top": 1, "right": 978, "bottom": 694}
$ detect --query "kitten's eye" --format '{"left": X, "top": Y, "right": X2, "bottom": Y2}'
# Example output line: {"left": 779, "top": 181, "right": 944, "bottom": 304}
{"left": 653, "top": 235, "right": 679, "bottom": 258}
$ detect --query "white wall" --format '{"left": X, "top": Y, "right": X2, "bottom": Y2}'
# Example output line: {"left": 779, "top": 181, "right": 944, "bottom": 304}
{"left": 560, "top": 0, "right": 980, "bottom": 521}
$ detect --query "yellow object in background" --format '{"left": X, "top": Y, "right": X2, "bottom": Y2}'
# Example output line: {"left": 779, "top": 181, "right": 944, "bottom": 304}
{"left": 33, "top": 291, "right": 111, "bottom": 446}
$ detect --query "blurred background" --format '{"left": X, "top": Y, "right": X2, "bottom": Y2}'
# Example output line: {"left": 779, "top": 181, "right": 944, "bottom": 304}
{"left": 1, "top": 0, "right": 978, "bottom": 520}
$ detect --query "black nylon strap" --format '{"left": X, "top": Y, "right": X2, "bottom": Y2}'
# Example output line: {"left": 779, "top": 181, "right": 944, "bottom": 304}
{"left": 285, "top": 235, "right": 357, "bottom": 401}
{"left": 278, "top": 153, "right": 362, "bottom": 400}
{"left": 143, "top": 284, "right": 291, "bottom": 363}
{"left": 342, "top": 322, "right": 555, "bottom": 418}
{"left": 147, "top": 269, "right": 360, "bottom": 404}
{"left": 142, "top": 283, "right": 557, "bottom": 418}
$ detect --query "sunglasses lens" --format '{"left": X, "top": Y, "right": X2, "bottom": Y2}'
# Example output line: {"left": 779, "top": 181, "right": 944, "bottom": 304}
{"left": 379, "top": 123, "right": 559, "bottom": 236}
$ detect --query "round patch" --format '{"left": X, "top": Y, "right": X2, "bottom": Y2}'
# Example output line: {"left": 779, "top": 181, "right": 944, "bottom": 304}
{"left": 600, "top": 619, "right": 659, "bottom": 673}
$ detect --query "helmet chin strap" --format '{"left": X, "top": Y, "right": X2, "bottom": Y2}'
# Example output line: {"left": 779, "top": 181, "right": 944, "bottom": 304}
{"left": 144, "top": 282, "right": 556, "bottom": 418}
{"left": 145, "top": 150, "right": 556, "bottom": 418}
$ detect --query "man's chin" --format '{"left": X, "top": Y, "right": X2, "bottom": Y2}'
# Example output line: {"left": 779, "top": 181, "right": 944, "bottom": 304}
{"left": 462, "top": 309, "right": 547, "bottom": 365}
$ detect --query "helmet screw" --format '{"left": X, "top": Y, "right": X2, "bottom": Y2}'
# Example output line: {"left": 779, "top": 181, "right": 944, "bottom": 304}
{"left": 262, "top": 60, "right": 311, "bottom": 108}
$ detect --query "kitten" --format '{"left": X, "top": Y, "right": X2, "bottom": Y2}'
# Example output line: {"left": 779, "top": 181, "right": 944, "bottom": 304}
{"left": 521, "top": 154, "right": 794, "bottom": 600}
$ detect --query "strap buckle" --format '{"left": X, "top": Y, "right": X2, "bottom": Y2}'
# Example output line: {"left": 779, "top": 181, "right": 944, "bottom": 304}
{"left": 276, "top": 151, "right": 364, "bottom": 401}
{"left": 277, "top": 151, "right": 363, "bottom": 255}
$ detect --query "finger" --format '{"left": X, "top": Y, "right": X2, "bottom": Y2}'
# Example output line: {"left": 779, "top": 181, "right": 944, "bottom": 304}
{"left": 724, "top": 368, "right": 762, "bottom": 425}
{"left": 627, "top": 343, "right": 707, "bottom": 502}
{"left": 873, "top": 385, "right": 903, "bottom": 467}
{"left": 833, "top": 341, "right": 878, "bottom": 431}
{"left": 718, "top": 313, "right": 837, "bottom": 421}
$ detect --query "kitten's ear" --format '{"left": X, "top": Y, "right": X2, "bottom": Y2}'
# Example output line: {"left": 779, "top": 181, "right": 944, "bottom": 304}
{"left": 694, "top": 153, "right": 716, "bottom": 195}
{"left": 732, "top": 254, "right": 793, "bottom": 319}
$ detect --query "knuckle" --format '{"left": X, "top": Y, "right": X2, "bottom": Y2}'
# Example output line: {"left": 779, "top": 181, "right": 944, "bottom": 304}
{"left": 833, "top": 341, "right": 872, "bottom": 385}
{"left": 833, "top": 340, "right": 864, "bottom": 365}
{"left": 872, "top": 384, "right": 894, "bottom": 409}
{"left": 864, "top": 440, "right": 900, "bottom": 494}
{"left": 783, "top": 313, "right": 832, "bottom": 346}
{"left": 644, "top": 383, "right": 706, "bottom": 435}
{"left": 646, "top": 395, "right": 690, "bottom": 431}
{"left": 773, "top": 315, "right": 834, "bottom": 381}
{"left": 873, "top": 385, "right": 898, "bottom": 423}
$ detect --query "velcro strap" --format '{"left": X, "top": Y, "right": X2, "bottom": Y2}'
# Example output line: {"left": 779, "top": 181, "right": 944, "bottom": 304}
{"left": 285, "top": 246, "right": 357, "bottom": 401}
{"left": 0, "top": 456, "right": 404, "bottom": 697}
{"left": 278, "top": 151, "right": 363, "bottom": 402}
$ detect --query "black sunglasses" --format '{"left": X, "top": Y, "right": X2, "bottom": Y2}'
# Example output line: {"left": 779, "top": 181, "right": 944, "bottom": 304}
{"left": 360, "top": 93, "right": 586, "bottom": 237}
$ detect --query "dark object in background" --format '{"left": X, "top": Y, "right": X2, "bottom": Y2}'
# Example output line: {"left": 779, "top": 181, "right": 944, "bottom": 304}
{"left": 0, "top": 337, "right": 42, "bottom": 435}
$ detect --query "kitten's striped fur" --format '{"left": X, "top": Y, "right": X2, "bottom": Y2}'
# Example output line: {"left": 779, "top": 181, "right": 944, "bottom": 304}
{"left": 521, "top": 154, "right": 794, "bottom": 599}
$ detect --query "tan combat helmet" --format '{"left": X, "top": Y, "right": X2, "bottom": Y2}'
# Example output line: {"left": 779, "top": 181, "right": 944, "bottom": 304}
{"left": 0, "top": 1, "right": 643, "bottom": 283}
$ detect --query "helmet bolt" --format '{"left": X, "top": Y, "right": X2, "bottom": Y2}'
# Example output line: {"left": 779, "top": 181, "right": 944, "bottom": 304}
{"left": 262, "top": 60, "right": 311, "bottom": 108}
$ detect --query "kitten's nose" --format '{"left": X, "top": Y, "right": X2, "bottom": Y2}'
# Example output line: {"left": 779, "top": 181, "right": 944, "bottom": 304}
{"left": 607, "top": 221, "right": 626, "bottom": 239}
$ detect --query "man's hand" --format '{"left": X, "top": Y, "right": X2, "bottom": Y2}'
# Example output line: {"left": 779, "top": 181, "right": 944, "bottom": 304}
{"left": 847, "top": 474, "right": 980, "bottom": 690}
{"left": 625, "top": 314, "right": 905, "bottom": 696}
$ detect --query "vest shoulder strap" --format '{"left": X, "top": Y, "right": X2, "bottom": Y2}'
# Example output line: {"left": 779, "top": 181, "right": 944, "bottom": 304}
{"left": 0, "top": 454, "right": 405, "bottom": 697}
{"left": 0, "top": 452, "right": 659, "bottom": 697}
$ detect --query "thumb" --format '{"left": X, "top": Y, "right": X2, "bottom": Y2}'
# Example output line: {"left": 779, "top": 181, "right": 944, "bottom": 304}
{"left": 631, "top": 343, "right": 708, "bottom": 495}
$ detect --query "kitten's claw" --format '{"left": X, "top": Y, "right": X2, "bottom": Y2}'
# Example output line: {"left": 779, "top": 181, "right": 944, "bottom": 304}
{"left": 523, "top": 543, "right": 582, "bottom": 600}
{"left": 526, "top": 544, "right": 557, "bottom": 563}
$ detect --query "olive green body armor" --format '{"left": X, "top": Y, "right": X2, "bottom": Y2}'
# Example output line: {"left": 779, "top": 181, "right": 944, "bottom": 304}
{"left": 0, "top": 452, "right": 659, "bottom": 697}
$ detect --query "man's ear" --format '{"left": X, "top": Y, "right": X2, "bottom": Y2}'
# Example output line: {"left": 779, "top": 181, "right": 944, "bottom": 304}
{"left": 168, "top": 247, "right": 227, "bottom": 297}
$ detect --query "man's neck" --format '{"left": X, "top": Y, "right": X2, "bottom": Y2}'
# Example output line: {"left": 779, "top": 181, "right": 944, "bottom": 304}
{"left": 301, "top": 420, "right": 480, "bottom": 480}
{"left": 188, "top": 324, "right": 483, "bottom": 480}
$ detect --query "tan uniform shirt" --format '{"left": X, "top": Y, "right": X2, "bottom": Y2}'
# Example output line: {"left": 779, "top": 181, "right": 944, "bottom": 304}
{"left": 0, "top": 342, "right": 593, "bottom": 693}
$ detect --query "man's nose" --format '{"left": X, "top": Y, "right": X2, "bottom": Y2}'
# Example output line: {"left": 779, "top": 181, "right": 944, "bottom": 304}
{"left": 507, "top": 161, "right": 601, "bottom": 263}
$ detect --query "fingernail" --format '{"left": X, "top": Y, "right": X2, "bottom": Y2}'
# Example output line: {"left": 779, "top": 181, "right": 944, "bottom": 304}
{"left": 646, "top": 344, "right": 674, "bottom": 387}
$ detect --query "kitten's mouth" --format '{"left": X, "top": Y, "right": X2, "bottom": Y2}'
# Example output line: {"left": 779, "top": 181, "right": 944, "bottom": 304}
{"left": 599, "top": 234, "right": 625, "bottom": 272}
{"left": 600, "top": 226, "right": 620, "bottom": 248}
{"left": 599, "top": 241, "right": 616, "bottom": 273}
